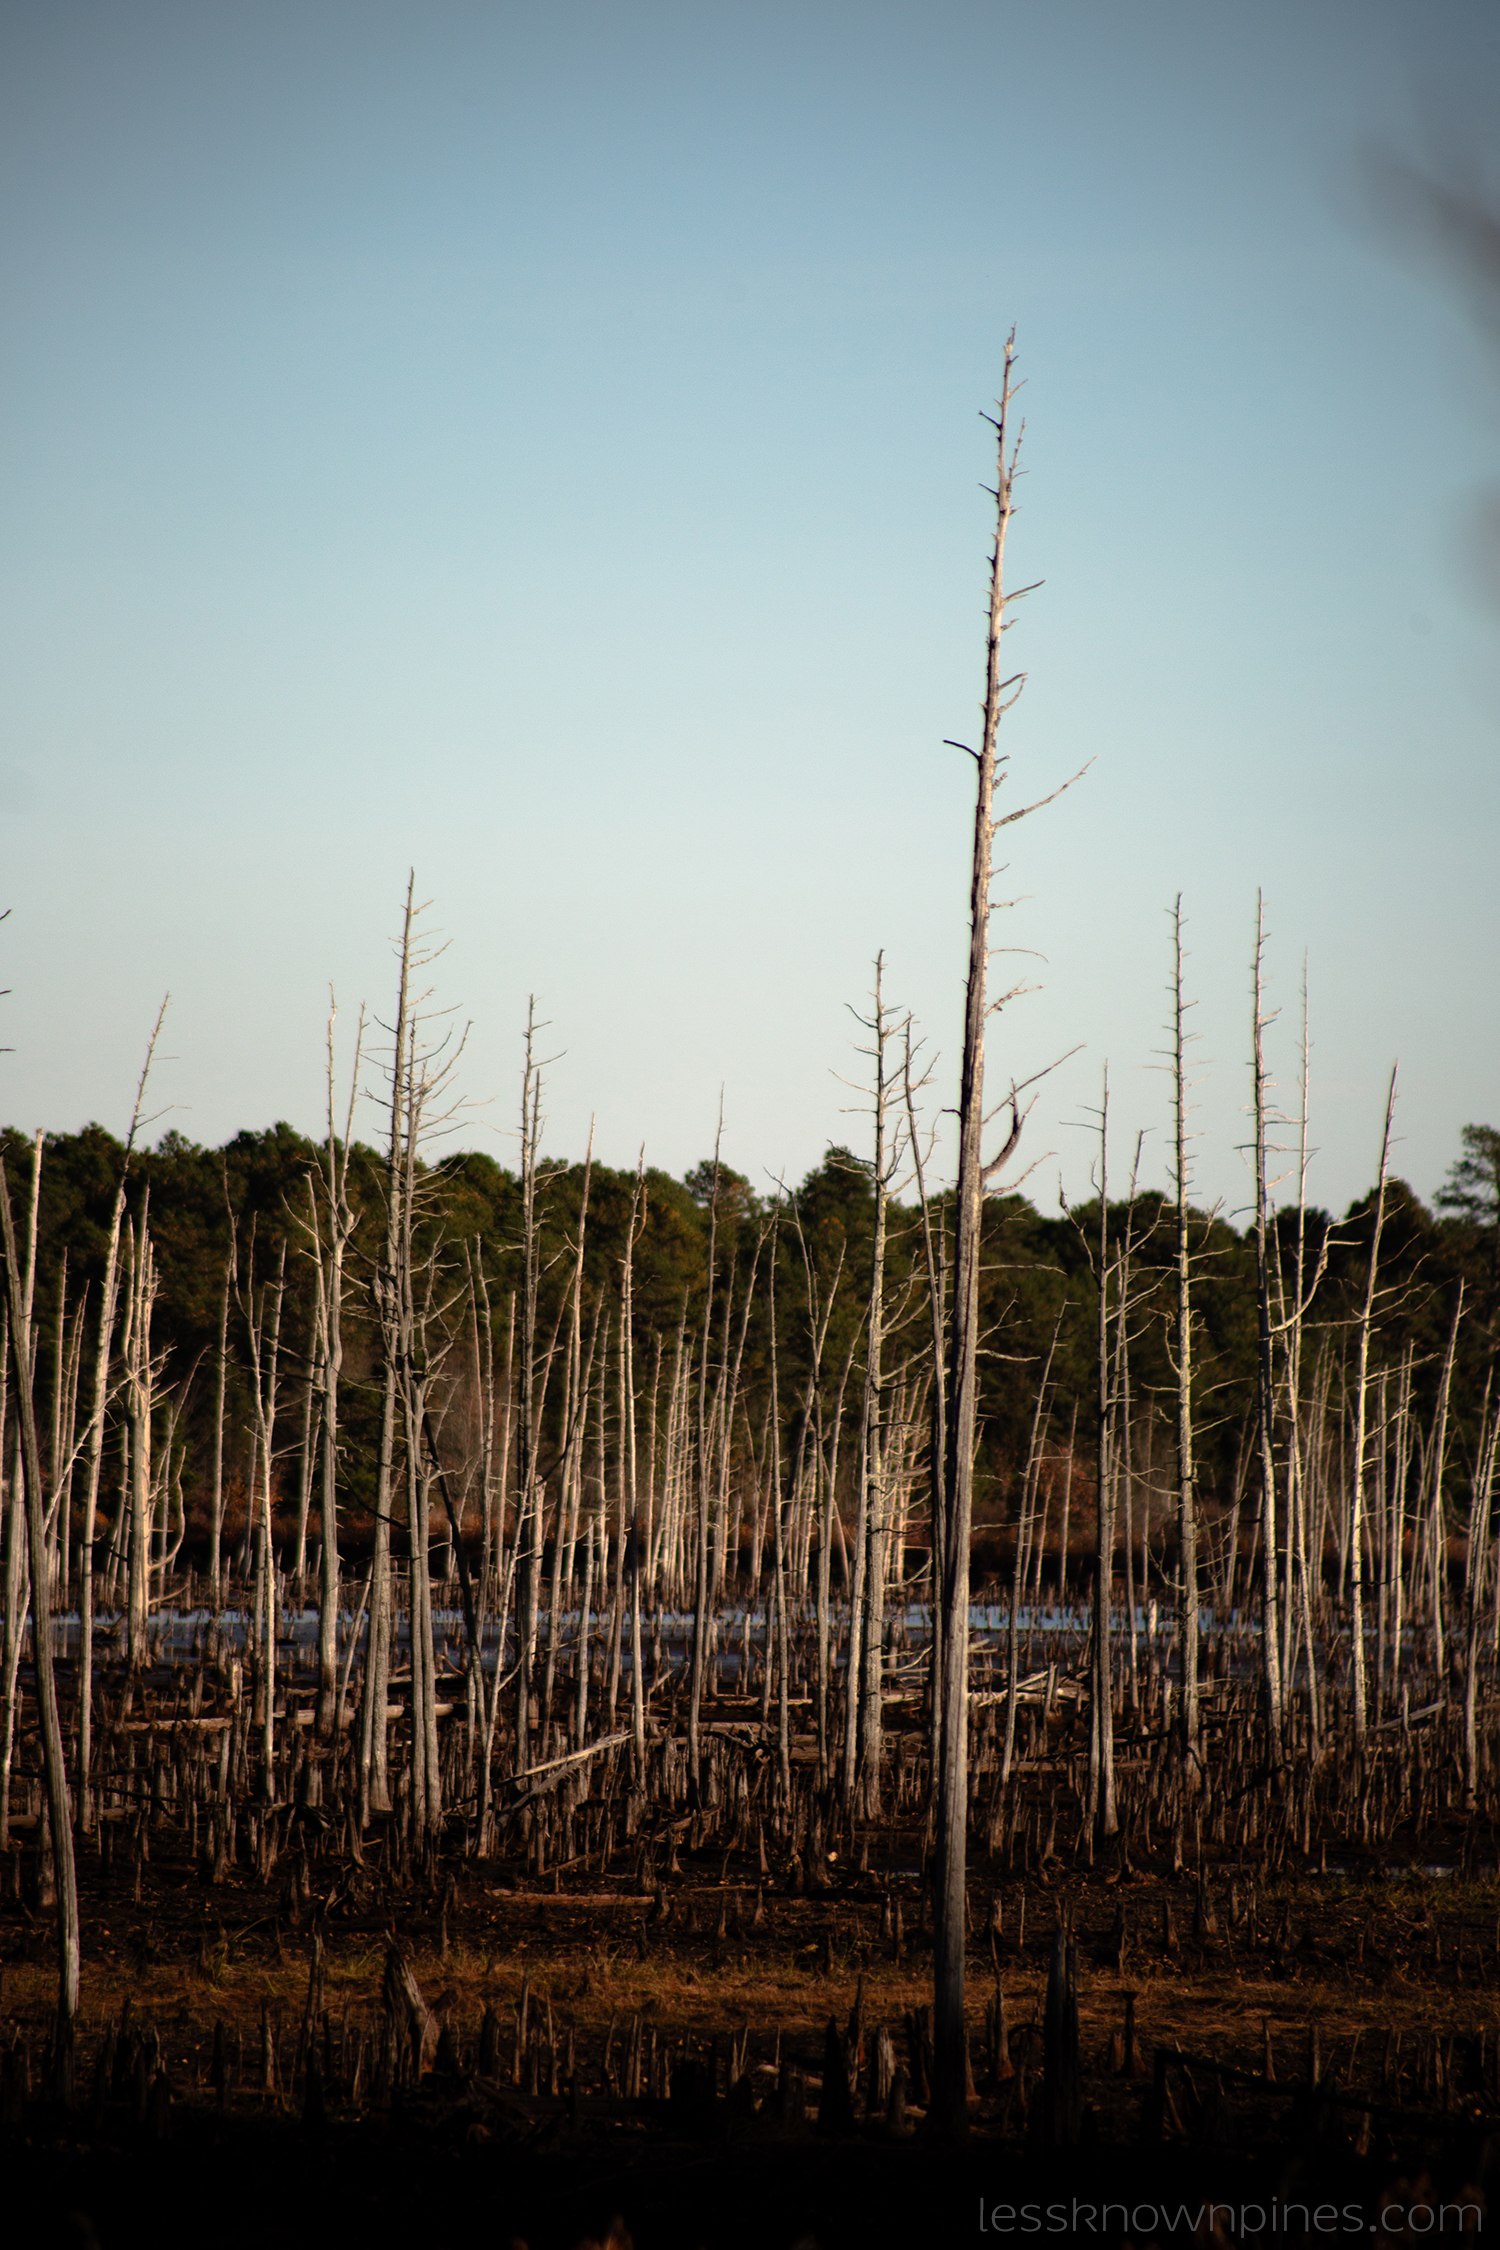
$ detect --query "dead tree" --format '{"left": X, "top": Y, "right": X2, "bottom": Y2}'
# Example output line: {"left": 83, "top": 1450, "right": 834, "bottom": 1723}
{"left": 848, "top": 956, "right": 905, "bottom": 1817}
{"left": 0, "top": 1157, "right": 80, "bottom": 2089}
{"left": 1250, "top": 903, "right": 1287, "bottom": 1754}
{"left": 686, "top": 1115, "right": 723, "bottom": 1794}
{"left": 933, "top": 340, "right": 1080, "bottom": 2128}
{"left": 1084, "top": 1075, "right": 1119, "bottom": 1845}
{"left": 233, "top": 1229, "right": 286, "bottom": 1799}
{"left": 1464, "top": 1381, "right": 1499, "bottom": 1808}
{"left": 77, "top": 1082, "right": 149, "bottom": 1808}
{"left": 1167, "top": 899, "right": 1201, "bottom": 1777}
{"left": 1347, "top": 1066, "right": 1398, "bottom": 1751}
{"left": 620, "top": 1153, "right": 649, "bottom": 1771}
{"left": 119, "top": 1209, "right": 161, "bottom": 1675}
{"left": 306, "top": 997, "right": 363, "bottom": 1734}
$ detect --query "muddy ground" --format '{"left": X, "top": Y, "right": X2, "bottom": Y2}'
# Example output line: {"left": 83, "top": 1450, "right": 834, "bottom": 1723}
{"left": 3, "top": 1801, "right": 1498, "bottom": 2248}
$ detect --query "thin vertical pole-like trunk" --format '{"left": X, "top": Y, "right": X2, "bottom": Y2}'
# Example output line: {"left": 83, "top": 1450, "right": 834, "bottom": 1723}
{"left": 293, "top": 1335, "right": 317, "bottom": 1584}
{"left": 514, "top": 1007, "right": 544, "bottom": 1774}
{"left": 360, "top": 1355, "right": 397, "bottom": 1822}
{"left": 766, "top": 1206, "right": 792, "bottom": 1808}
{"left": 314, "top": 1028, "right": 358, "bottom": 1737}
{"left": 622, "top": 1157, "right": 648, "bottom": 1770}
{"left": 1250, "top": 903, "right": 1286, "bottom": 1755}
{"left": 935, "top": 343, "right": 1037, "bottom": 2127}
{"left": 1004, "top": 1318, "right": 1060, "bottom": 1786}
{"left": 122, "top": 1218, "right": 156, "bottom": 1674}
{"left": 902, "top": 1026, "right": 949, "bottom": 1817}
{"left": 1426, "top": 1286, "right": 1463, "bottom": 1680}
{"left": 209, "top": 1260, "right": 229, "bottom": 1609}
{"left": 1088, "top": 1088, "right": 1118, "bottom": 1845}
{"left": 857, "top": 957, "right": 895, "bottom": 1814}
{"left": 0, "top": 1331, "right": 20, "bottom": 1850}
{"left": 687, "top": 1116, "right": 722, "bottom": 1795}
{"left": 1347, "top": 1066, "right": 1397, "bottom": 1752}
{"left": 1169, "top": 900, "right": 1200, "bottom": 1776}
{"left": 1, "top": 1160, "right": 81, "bottom": 2085}
{"left": 1464, "top": 1387, "right": 1498, "bottom": 1808}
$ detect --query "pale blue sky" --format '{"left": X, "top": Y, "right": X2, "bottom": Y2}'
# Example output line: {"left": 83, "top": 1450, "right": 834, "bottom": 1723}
{"left": 1, "top": 0, "right": 1496, "bottom": 1218}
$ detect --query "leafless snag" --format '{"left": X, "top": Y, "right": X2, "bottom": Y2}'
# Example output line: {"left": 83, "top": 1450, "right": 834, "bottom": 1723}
{"left": 933, "top": 338, "right": 1086, "bottom": 2130}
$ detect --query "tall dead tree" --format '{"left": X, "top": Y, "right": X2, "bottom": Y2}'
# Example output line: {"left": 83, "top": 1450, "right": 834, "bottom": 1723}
{"left": 933, "top": 341, "right": 1078, "bottom": 2128}
{"left": 1084, "top": 1074, "right": 1119, "bottom": 1845}
{"left": 233, "top": 1229, "right": 286, "bottom": 1799}
{"left": 620, "top": 1152, "right": 649, "bottom": 1770}
{"left": 1167, "top": 899, "right": 1201, "bottom": 1778}
{"left": 1347, "top": 1066, "right": 1397, "bottom": 1751}
{"left": 309, "top": 994, "right": 363, "bottom": 1735}
{"left": 850, "top": 956, "right": 905, "bottom": 1816}
{"left": 513, "top": 1002, "right": 549, "bottom": 1776}
{"left": 120, "top": 1210, "right": 160, "bottom": 1674}
{"left": 687, "top": 1112, "right": 722, "bottom": 1797}
{"left": 360, "top": 891, "right": 418, "bottom": 1822}
{"left": 77, "top": 1005, "right": 165, "bottom": 1816}
{"left": 1250, "top": 903, "right": 1287, "bottom": 1754}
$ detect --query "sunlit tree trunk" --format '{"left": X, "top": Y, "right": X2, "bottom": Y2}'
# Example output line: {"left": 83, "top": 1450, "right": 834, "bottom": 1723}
{"left": 1169, "top": 900, "right": 1200, "bottom": 1779}
{"left": 1347, "top": 1066, "right": 1397, "bottom": 1752}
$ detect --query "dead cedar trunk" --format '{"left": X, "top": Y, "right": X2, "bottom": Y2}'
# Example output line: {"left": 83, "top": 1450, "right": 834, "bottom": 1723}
{"left": 1087, "top": 1079, "right": 1118, "bottom": 1845}
{"left": 0, "top": 1159, "right": 81, "bottom": 2088}
{"left": 622, "top": 1154, "right": 649, "bottom": 1772}
{"left": 1347, "top": 1064, "right": 1398, "bottom": 1752}
{"left": 1250, "top": 903, "right": 1286, "bottom": 1755}
{"left": 1169, "top": 899, "right": 1200, "bottom": 1779}
{"left": 0, "top": 1316, "right": 20, "bottom": 1851}
{"left": 856, "top": 957, "right": 900, "bottom": 1817}
{"left": 935, "top": 340, "right": 1054, "bottom": 2128}
{"left": 514, "top": 1004, "right": 545, "bottom": 1775}
{"left": 78, "top": 1009, "right": 162, "bottom": 1820}
{"left": 208, "top": 1258, "right": 228, "bottom": 1607}
{"left": 766, "top": 1202, "right": 792, "bottom": 1809}
{"left": 121, "top": 1213, "right": 157, "bottom": 1675}
{"left": 687, "top": 1118, "right": 721, "bottom": 1796}
{"left": 1463, "top": 1391, "right": 1498, "bottom": 1808}
{"left": 313, "top": 998, "right": 362, "bottom": 1735}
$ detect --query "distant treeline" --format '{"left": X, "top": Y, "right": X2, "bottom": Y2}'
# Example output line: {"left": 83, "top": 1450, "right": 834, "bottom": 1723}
{"left": 3, "top": 1117, "right": 1494, "bottom": 1588}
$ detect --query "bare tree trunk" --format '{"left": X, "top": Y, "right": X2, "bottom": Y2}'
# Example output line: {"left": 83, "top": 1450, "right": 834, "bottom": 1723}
{"left": 293, "top": 1343, "right": 317, "bottom": 1584}
{"left": 237, "top": 1241, "right": 287, "bottom": 1803}
{"left": 1087, "top": 1079, "right": 1118, "bottom": 1845}
{"left": 856, "top": 957, "right": 899, "bottom": 1815}
{"left": 515, "top": 1005, "right": 544, "bottom": 1775}
{"left": 0, "top": 1336, "right": 21, "bottom": 1851}
{"left": 76, "top": 1253, "right": 119, "bottom": 1815}
{"left": 1250, "top": 904, "right": 1286, "bottom": 1755}
{"left": 209, "top": 1259, "right": 228, "bottom": 1609}
{"left": 1426, "top": 1286, "right": 1463, "bottom": 1680}
{"left": 1169, "top": 899, "right": 1200, "bottom": 1779}
{"left": 621, "top": 1157, "right": 648, "bottom": 1770}
{"left": 122, "top": 1217, "right": 158, "bottom": 1674}
{"left": 313, "top": 1016, "right": 359, "bottom": 1737}
{"left": 0, "top": 1160, "right": 81, "bottom": 2088}
{"left": 934, "top": 342, "right": 1055, "bottom": 2127}
{"left": 766, "top": 1207, "right": 792, "bottom": 1808}
{"left": 360, "top": 1353, "right": 397, "bottom": 1822}
{"left": 1347, "top": 1066, "right": 1397, "bottom": 1752}
{"left": 1464, "top": 1387, "right": 1498, "bottom": 1809}
{"left": 687, "top": 1115, "right": 722, "bottom": 1797}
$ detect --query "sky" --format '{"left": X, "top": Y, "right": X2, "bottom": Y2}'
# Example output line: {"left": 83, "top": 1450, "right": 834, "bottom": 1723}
{"left": 1, "top": 0, "right": 1497, "bottom": 1225}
